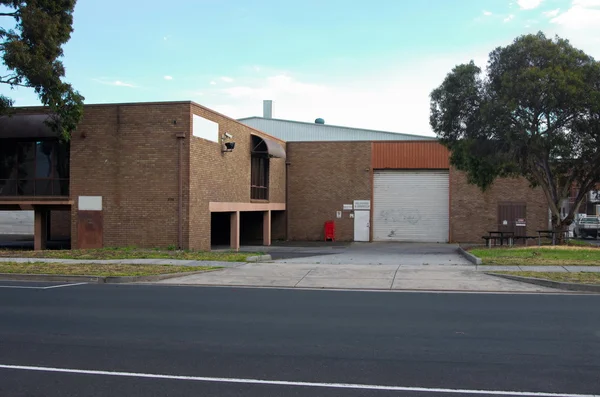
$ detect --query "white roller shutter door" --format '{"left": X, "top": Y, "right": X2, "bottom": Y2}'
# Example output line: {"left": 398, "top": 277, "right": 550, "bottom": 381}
{"left": 373, "top": 170, "right": 449, "bottom": 242}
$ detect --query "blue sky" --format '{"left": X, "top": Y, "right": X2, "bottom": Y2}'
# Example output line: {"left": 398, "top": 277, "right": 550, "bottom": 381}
{"left": 1, "top": 0, "right": 599, "bottom": 136}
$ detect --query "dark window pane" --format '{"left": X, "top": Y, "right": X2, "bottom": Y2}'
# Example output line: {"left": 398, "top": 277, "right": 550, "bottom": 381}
{"left": 35, "top": 179, "right": 53, "bottom": 195}
{"left": 55, "top": 141, "right": 70, "bottom": 179}
{"left": 58, "top": 179, "right": 69, "bottom": 196}
{"left": 17, "top": 142, "right": 35, "bottom": 180}
{"left": 35, "top": 141, "right": 54, "bottom": 178}
{"left": 0, "top": 179, "right": 16, "bottom": 196}
{"left": 18, "top": 179, "right": 34, "bottom": 195}
{"left": 0, "top": 139, "right": 69, "bottom": 197}
{"left": 0, "top": 141, "right": 17, "bottom": 179}
{"left": 250, "top": 154, "right": 269, "bottom": 200}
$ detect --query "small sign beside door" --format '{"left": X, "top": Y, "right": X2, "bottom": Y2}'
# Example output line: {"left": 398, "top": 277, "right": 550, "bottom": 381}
{"left": 515, "top": 218, "right": 526, "bottom": 227}
{"left": 354, "top": 200, "right": 371, "bottom": 210}
{"left": 343, "top": 204, "right": 353, "bottom": 211}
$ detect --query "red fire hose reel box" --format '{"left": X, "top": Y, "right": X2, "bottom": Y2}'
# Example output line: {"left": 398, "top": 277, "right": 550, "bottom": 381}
{"left": 324, "top": 220, "right": 335, "bottom": 241}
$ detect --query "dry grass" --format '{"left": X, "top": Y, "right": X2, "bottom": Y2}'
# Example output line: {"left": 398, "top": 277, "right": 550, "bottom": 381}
{"left": 0, "top": 262, "right": 215, "bottom": 277}
{"left": 0, "top": 247, "right": 253, "bottom": 262}
{"left": 496, "top": 271, "right": 600, "bottom": 285}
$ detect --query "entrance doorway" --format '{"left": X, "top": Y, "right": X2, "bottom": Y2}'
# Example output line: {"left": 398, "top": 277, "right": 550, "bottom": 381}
{"left": 211, "top": 212, "right": 231, "bottom": 247}
{"left": 497, "top": 202, "right": 527, "bottom": 236}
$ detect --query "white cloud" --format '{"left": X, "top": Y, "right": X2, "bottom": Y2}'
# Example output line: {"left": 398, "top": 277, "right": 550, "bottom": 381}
{"left": 164, "top": 75, "right": 173, "bottom": 80}
{"left": 220, "top": 74, "right": 327, "bottom": 100}
{"left": 543, "top": 8, "right": 560, "bottom": 17}
{"left": 504, "top": 14, "right": 515, "bottom": 22}
{"left": 210, "top": 81, "right": 217, "bottom": 85}
{"left": 517, "top": 0, "right": 544, "bottom": 10}
{"left": 201, "top": 54, "right": 489, "bottom": 136}
{"left": 220, "top": 76, "right": 234, "bottom": 83}
{"left": 483, "top": 10, "right": 493, "bottom": 16}
{"left": 93, "top": 79, "right": 136, "bottom": 88}
{"left": 549, "top": 0, "right": 600, "bottom": 57}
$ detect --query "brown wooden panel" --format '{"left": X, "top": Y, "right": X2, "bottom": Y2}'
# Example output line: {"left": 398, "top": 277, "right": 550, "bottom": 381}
{"left": 77, "top": 210, "right": 103, "bottom": 249}
{"left": 497, "top": 202, "right": 527, "bottom": 236}
{"left": 372, "top": 141, "right": 450, "bottom": 169}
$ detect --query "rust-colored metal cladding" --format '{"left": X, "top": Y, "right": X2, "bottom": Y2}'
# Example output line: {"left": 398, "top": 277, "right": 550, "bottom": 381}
{"left": 77, "top": 210, "right": 103, "bottom": 249}
{"left": 371, "top": 141, "right": 449, "bottom": 169}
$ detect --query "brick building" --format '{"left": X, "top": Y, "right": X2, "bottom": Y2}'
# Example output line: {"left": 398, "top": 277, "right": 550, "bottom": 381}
{"left": 0, "top": 101, "right": 286, "bottom": 251}
{"left": 0, "top": 100, "right": 550, "bottom": 250}
{"left": 285, "top": 141, "right": 547, "bottom": 243}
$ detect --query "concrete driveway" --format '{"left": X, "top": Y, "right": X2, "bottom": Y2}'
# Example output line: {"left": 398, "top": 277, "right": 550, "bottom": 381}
{"left": 240, "top": 242, "right": 472, "bottom": 266}
{"left": 159, "top": 263, "right": 557, "bottom": 292}
{"left": 187, "top": 242, "right": 557, "bottom": 292}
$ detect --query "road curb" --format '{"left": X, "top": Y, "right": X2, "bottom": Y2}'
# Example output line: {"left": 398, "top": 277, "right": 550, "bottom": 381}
{"left": 457, "top": 246, "right": 482, "bottom": 265}
{"left": 245, "top": 255, "right": 272, "bottom": 263}
{"left": 0, "top": 270, "right": 217, "bottom": 284}
{"left": 486, "top": 272, "right": 600, "bottom": 293}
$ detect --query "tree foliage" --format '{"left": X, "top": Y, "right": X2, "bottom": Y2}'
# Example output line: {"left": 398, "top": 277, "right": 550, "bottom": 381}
{"left": 0, "top": 0, "right": 83, "bottom": 140}
{"left": 430, "top": 32, "right": 600, "bottom": 235}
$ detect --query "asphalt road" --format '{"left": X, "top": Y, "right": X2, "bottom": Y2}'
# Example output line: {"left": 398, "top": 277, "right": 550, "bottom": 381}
{"left": 0, "top": 283, "right": 599, "bottom": 397}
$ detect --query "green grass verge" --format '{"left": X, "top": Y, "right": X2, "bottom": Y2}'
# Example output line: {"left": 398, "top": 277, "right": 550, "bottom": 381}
{"left": 0, "top": 247, "right": 256, "bottom": 262}
{"left": 566, "top": 239, "right": 597, "bottom": 247}
{"left": 0, "top": 262, "right": 216, "bottom": 277}
{"left": 496, "top": 271, "right": 600, "bottom": 285}
{"left": 470, "top": 246, "right": 600, "bottom": 266}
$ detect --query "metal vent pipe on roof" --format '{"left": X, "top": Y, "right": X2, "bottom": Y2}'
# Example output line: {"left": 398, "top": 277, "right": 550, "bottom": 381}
{"left": 263, "top": 100, "right": 273, "bottom": 119}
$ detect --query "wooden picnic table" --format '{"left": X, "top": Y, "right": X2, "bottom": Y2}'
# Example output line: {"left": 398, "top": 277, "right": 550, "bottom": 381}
{"left": 536, "top": 230, "right": 570, "bottom": 246}
{"left": 483, "top": 231, "right": 515, "bottom": 248}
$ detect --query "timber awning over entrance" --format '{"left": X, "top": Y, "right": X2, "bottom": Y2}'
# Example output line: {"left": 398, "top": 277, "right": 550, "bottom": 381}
{"left": 251, "top": 134, "right": 286, "bottom": 159}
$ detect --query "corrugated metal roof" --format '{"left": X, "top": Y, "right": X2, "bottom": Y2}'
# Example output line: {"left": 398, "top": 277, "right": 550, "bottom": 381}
{"left": 238, "top": 117, "right": 434, "bottom": 142}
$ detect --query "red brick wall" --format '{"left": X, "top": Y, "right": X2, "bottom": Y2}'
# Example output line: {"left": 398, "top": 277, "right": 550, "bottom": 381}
{"left": 187, "top": 103, "right": 286, "bottom": 250}
{"left": 450, "top": 168, "right": 548, "bottom": 243}
{"left": 70, "top": 103, "right": 190, "bottom": 248}
{"left": 287, "top": 142, "right": 371, "bottom": 241}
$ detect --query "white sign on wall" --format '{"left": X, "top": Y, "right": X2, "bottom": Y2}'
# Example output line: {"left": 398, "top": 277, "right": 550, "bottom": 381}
{"left": 353, "top": 200, "right": 371, "bottom": 210}
{"left": 79, "top": 196, "right": 102, "bottom": 211}
{"left": 343, "top": 204, "right": 353, "bottom": 211}
{"left": 192, "top": 114, "right": 219, "bottom": 143}
{"left": 336, "top": 211, "right": 342, "bottom": 219}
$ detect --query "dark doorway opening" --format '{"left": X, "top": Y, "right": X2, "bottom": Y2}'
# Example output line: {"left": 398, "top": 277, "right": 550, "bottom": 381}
{"left": 240, "top": 211, "right": 264, "bottom": 245}
{"left": 211, "top": 212, "right": 231, "bottom": 247}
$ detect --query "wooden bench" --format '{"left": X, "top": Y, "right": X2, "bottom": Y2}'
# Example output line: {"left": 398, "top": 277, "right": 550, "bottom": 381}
{"left": 513, "top": 236, "right": 538, "bottom": 246}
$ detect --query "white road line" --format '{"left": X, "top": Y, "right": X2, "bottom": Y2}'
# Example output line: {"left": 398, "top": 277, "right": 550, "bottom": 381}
{"left": 0, "top": 285, "right": 44, "bottom": 289}
{"left": 0, "top": 364, "right": 597, "bottom": 397}
{"left": 42, "top": 282, "right": 88, "bottom": 290}
{"left": 0, "top": 282, "right": 87, "bottom": 290}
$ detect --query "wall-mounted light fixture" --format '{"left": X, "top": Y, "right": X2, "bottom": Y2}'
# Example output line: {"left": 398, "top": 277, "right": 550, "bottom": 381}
{"left": 223, "top": 142, "right": 236, "bottom": 152}
{"left": 221, "top": 132, "right": 235, "bottom": 153}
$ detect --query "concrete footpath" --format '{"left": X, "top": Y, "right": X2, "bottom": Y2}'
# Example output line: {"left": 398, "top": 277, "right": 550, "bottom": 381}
{"left": 1, "top": 257, "right": 599, "bottom": 292}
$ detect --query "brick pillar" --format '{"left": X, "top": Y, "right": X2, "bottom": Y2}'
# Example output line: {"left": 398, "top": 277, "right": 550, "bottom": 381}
{"left": 230, "top": 211, "right": 240, "bottom": 251}
{"left": 263, "top": 210, "right": 271, "bottom": 246}
{"left": 34, "top": 208, "right": 48, "bottom": 251}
